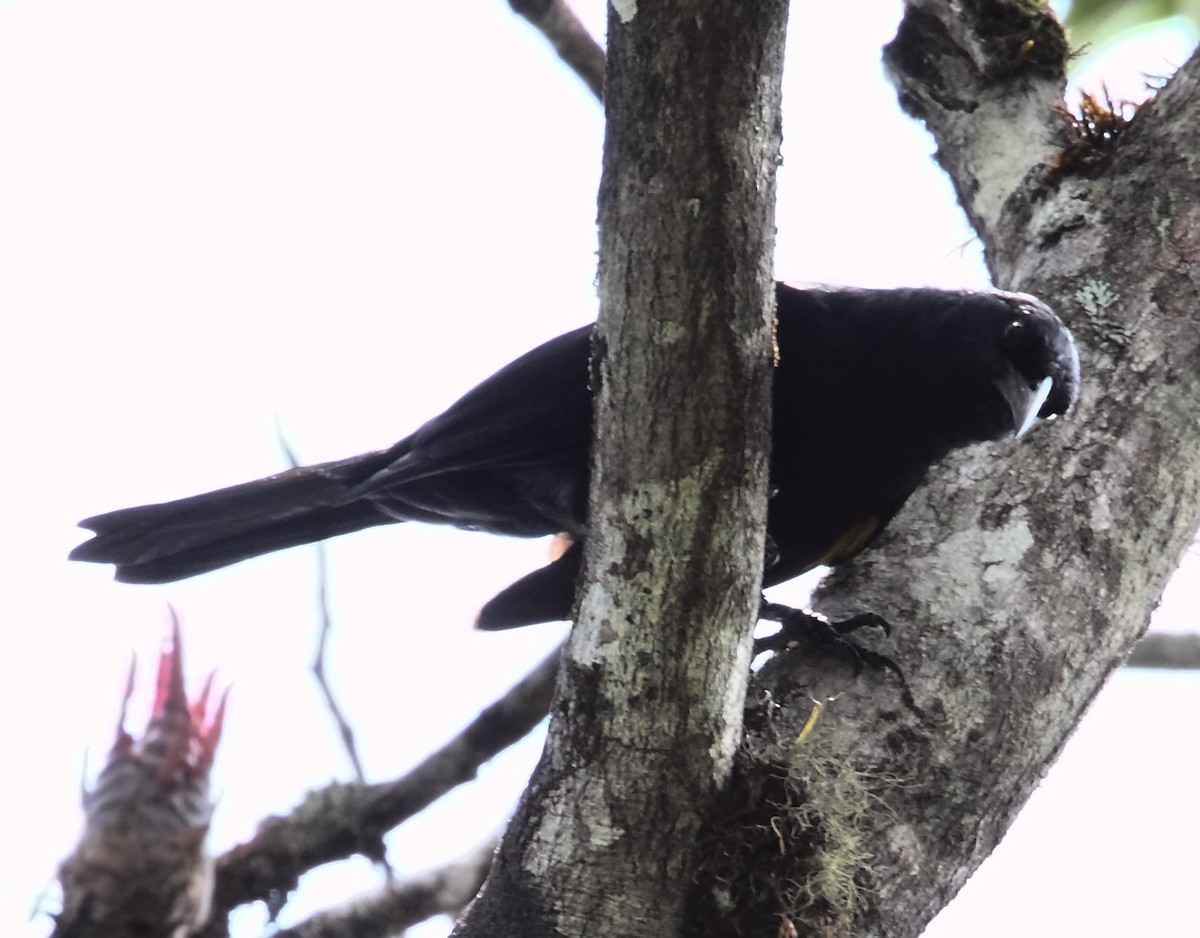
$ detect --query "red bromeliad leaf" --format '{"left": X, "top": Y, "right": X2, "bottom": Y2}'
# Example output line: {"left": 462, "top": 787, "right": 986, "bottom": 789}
{"left": 53, "top": 613, "right": 227, "bottom": 938}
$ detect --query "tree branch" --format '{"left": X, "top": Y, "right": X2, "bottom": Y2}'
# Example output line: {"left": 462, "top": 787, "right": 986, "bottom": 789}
{"left": 201, "top": 646, "right": 558, "bottom": 925}
{"left": 456, "top": 3, "right": 789, "bottom": 936}
{"left": 883, "top": 0, "right": 1070, "bottom": 248}
{"left": 270, "top": 839, "right": 497, "bottom": 938}
{"left": 739, "top": 5, "right": 1200, "bottom": 935}
{"left": 1127, "top": 632, "right": 1200, "bottom": 669}
{"left": 507, "top": 0, "right": 604, "bottom": 101}
{"left": 276, "top": 427, "right": 369, "bottom": 784}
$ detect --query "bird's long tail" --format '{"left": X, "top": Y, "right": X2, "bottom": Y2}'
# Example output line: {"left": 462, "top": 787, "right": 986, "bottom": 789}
{"left": 70, "top": 448, "right": 404, "bottom": 583}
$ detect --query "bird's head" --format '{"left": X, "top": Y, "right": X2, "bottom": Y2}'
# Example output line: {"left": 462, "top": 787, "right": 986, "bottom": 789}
{"left": 894, "top": 288, "right": 1080, "bottom": 447}
{"left": 772, "top": 283, "right": 1081, "bottom": 451}
{"left": 973, "top": 291, "right": 1080, "bottom": 440}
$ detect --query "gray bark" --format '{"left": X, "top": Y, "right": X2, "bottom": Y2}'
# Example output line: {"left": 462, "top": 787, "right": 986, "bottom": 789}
{"left": 741, "top": 3, "right": 1200, "bottom": 936}
{"left": 1128, "top": 631, "right": 1200, "bottom": 668}
{"left": 453, "top": 1, "right": 789, "bottom": 936}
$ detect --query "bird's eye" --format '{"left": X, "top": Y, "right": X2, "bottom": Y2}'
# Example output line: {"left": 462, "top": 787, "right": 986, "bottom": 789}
{"left": 999, "top": 317, "right": 1027, "bottom": 348}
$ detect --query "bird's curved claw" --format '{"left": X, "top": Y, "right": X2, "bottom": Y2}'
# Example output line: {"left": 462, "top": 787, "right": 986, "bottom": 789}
{"left": 754, "top": 601, "right": 898, "bottom": 678}
{"left": 754, "top": 600, "right": 927, "bottom": 721}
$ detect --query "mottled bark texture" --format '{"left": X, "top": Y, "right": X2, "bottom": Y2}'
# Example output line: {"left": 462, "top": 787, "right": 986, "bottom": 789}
{"left": 742, "top": 3, "right": 1199, "bottom": 936}
{"left": 454, "top": 2, "right": 789, "bottom": 936}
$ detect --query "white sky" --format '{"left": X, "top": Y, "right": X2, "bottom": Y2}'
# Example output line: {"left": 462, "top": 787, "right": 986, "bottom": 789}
{"left": 0, "top": 2, "right": 1196, "bottom": 937}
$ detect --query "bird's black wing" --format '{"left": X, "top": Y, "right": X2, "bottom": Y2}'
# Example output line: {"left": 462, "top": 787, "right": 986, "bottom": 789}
{"left": 350, "top": 324, "right": 595, "bottom": 494}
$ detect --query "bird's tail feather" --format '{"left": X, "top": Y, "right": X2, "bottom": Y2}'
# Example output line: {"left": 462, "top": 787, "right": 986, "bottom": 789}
{"left": 71, "top": 448, "right": 404, "bottom": 583}
{"left": 475, "top": 543, "right": 581, "bottom": 629}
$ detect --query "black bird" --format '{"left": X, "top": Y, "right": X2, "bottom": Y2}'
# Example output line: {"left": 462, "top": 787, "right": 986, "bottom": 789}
{"left": 70, "top": 283, "right": 1080, "bottom": 628}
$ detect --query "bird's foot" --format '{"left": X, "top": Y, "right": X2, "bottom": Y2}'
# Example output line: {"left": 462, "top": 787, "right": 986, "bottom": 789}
{"left": 755, "top": 601, "right": 927, "bottom": 721}
{"left": 754, "top": 601, "right": 899, "bottom": 678}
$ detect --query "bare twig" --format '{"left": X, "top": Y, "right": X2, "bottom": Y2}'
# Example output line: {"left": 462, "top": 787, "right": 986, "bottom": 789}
{"left": 271, "top": 838, "right": 498, "bottom": 938}
{"left": 310, "top": 543, "right": 369, "bottom": 782}
{"left": 1126, "top": 632, "right": 1200, "bottom": 669}
{"left": 201, "top": 645, "right": 560, "bottom": 924}
{"left": 275, "top": 424, "right": 368, "bottom": 783}
{"left": 508, "top": 0, "right": 605, "bottom": 101}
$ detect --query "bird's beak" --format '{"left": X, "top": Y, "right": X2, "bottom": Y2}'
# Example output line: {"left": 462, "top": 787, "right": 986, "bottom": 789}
{"left": 996, "top": 372, "right": 1055, "bottom": 438}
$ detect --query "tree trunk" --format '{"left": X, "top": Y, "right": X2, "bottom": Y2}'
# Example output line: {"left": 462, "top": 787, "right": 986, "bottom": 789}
{"left": 454, "top": 2, "right": 789, "bottom": 936}
{"left": 744, "top": 3, "right": 1200, "bottom": 936}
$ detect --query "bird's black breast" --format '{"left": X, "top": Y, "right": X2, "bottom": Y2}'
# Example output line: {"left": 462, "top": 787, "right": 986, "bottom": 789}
{"left": 760, "top": 282, "right": 1067, "bottom": 582}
